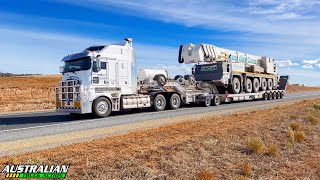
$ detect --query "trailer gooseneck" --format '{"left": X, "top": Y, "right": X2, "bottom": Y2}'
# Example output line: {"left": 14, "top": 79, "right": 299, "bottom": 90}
{"left": 56, "top": 38, "right": 289, "bottom": 118}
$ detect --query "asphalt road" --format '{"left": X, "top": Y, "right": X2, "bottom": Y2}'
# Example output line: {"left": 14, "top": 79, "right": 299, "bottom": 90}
{"left": 1, "top": 91, "right": 319, "bottom": 142}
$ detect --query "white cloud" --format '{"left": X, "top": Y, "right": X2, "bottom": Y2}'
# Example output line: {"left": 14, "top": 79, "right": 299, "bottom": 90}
{"left": 302, "top": 64, "right": 314, "bottom": 69}
{"left": 276, "top": 60, "right": 299, "bottom": 67}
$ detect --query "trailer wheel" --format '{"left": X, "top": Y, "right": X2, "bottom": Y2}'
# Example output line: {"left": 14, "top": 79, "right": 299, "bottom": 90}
{"left": 231, "top": 77, "right": 241, "bottom": 94}
{"left": 245, "top": 78, "right": 253, "bottom": 93}
{"left": 263, "top": 93, "right": 268, "bottom": 100}
{"left": 154, "top": 94, "right": 166, "bottom": 111}
{"left": 267, "top": 79, "right": 273, "bottom": 90}
{"left": 261, "top": 78, "right": 267, "bottom": 91}
{"left": 92, "top": 97, "right": 112, "bottom": 118}
{"left": 276, "top": 92, "right": 280, "bottom": 99}
{"left": 203, "top": 96, "right": 211, "bottom": 107}
{"left": 268, "top": 92, "right": 272, "bottom": 100}
{"left": 272, "top": 92, "right": 276, "bottom": 99}
{"left": 169, "top": 94, "right": 181, "bottom": 109}
{"left": 252, "top": 78, "right": 260, "bottom": 93}
{"left": 280, "top": 91, "right": 284, "bottom": 99}
{"left": 212, "top": 95, "right": 221, "bottom": 106}
{"left": 154, "top": 74, "right": 167, "bottom": 86}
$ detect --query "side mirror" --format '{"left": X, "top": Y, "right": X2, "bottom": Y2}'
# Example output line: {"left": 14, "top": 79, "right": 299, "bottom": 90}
{"left": 59, "top": 66, "right": 64, "bottom": 73}
{"left": 93, "top": 59, "right": 101, "bottom": 72}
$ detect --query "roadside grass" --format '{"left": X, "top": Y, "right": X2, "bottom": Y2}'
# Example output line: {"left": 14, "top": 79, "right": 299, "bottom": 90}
{"left": 1, "top": 98, "right": 320, "bottom": 179}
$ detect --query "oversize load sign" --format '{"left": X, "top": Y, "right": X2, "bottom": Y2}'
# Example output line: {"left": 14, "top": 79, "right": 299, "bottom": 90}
{"left": 2, "top": 164, "right": 69, "bottom": 179}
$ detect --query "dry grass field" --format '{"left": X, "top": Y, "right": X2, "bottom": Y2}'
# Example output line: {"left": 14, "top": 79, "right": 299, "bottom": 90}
{"left": 0, "top": 74, "right": 319, "bottom": 113}
{"left": 1, "top": 99, "right": 319, "bottom": 179}
{"left": 0, "top": 75, "right": 61, "bottom": 113}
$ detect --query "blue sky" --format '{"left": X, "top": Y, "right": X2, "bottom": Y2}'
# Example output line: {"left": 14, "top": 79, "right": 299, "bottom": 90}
{"left": 0, "top": 0, "right": 320, "bottom": 85}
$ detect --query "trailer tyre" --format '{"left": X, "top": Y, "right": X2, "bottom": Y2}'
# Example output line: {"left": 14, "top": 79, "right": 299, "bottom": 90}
{"left": 263, "top": 93, "right": 268, "bottom": 100}
{"left": 276, "top": 92, "right": 280, "bottom": 99}
{"left": 272, "top": 92, "right": 276, "bottom": 99}
{"left": 280, "top": 91, "right": 284, "bottom": 99}
{"left": 268, "top": 92, "right": 272, "bottom": 100}
{"left": 267, "top": 78, "right": 273, "bottom": 90}
{"left": 212, "top": 95, "right": 221, "bottom": 106}
{"left": 203, "top": 96, "right": 211, "bottom": 107}
{"left": 92, "top": 97, "right": 112, "bottom": 118}
{"left": 252, "top": 78, "right": 260, "bottom": 93}
{"left": 154, "top": 74, "right": 167, "bottom": 86}
{"left": 169, "top": 94, "right": 181, "bottom": 109}
{"left": 245, "top": 78, "right": 253, "bottom": 93}
{"left": 261, "top": 78, "right": 267, "bottom": 91}
{"left": 231, "top": 77, "right": 241, "bottom": 94}
{"left": 154, "top": 94, "right": 166, "bottom": 111}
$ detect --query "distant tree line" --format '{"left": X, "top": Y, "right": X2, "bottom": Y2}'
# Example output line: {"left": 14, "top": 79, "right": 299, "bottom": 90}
{"left": 0, "top": 72, "right": 41, "bottom": 77}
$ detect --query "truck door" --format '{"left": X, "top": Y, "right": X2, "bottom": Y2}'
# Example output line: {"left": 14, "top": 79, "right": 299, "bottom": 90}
{"left": 118, "top": 60, "right": 128, "bottom": 86}
{"left": 107, "top": 60, "right": 117, "bottom": 87}
{"left": 92, "top": 60, "right": 107, "bottom": 86}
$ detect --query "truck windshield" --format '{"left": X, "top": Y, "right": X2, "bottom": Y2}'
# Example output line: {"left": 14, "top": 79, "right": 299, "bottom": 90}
{"left": 63, "top": 57, "right": 91, "bottom": 73}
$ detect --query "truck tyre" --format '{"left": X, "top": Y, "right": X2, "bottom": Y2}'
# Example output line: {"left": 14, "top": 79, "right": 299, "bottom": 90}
{"left": 267, "top": 78, "right": 273, "bottom": 90}
{"left": 212, "top": 95, "right": 221, "bottom": 106}
{"left": 154, "top": 94, "right": 166, "bottom": 111}
{"left": 154, "top": 74, "right": 167, "bottom": 86}
{"left": 231, "top": 77, "right": 241, "bottom": 94}
{"left": 203, "top": 96, "right": 211, "bottom": 107}
{"left": 252, "top": 78, "right": 260, "bottom": 93}
{"left": 245, "top": 78, "right": 253, "bottom": 93}
{"left": 261, "top": 78, "right": 267, "bottom": 91}
{"left": 169, "top": 94, "right": 181, "bottom": 109}
{"left": 92, "top": 97, "right": 112, "bottom": 118}
{"left": 184, "top": 75, "right": 196, "bottom": 85}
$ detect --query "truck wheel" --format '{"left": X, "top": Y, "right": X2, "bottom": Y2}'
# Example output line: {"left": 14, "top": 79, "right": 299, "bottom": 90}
{"left": 252, "top": 78, "right": 260, "bottom": 93}
{"left": 245, "top": 78, "right": 253, "bottom": 93}
{"left": 203, "top": 96, "right": 211, "bottom": 107}
{"left": 261, "top": 78, "right": 267, "bottom": 91}
{"left": 154, "top": 94, "right": 166, "bottom": 111}
{"left": 212, "top": 95, "right": 221, "bottom": 106}
{"left": 154, "top": 74, "right": 167, "bottom": 86}
{"left": 169, "top": 94, "right": 181, "bottom": 109}
{"left": 267, "top": 79, "right": 273, "bottom": 90}
{"left": 231, "top": 77, "right": 241, "bottom": 94}
{"left": 92, "top": 97, "right": 112, "bottom": 118}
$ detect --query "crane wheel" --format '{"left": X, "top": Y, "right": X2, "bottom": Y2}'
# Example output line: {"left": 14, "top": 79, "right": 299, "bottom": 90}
{"left": 154, "top": 74, "right": 167, "bottom": 86}
{"left": 252, "top": 78, "right": 260, "bottom": 92}
{"left": 169, "top": 94, "right": 181, "bottom": 109}
{"left": 245, "top": 78, "right": 253, "bottom": 93}
{"left": 154, "top": 94, "right": 166, "bottom": 111}
{"left": 92, "top": 97, "right": 112, "bottom": 118}
{"left": 261, "top": 78, "right": 267, "bottom": 91}
{"left": 231, "top": 77, "right": 241, "bottom": 94}
{"left": 267, "top": 78, "right": 273, "bottom": 90}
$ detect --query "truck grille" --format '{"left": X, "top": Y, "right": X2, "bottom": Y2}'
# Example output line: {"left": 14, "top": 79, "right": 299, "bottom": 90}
{"left": 56, "top": 80, "right": 81, "bottom": 110}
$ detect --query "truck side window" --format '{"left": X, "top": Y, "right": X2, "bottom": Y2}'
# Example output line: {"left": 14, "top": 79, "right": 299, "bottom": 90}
{"left": 101, "top": 62, "right": 107, "bottom": 69}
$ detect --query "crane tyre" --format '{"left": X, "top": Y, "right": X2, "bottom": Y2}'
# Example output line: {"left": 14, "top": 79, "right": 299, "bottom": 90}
{"left": 245, "top": 78, "right": 253, "bottom": 93}
{"left": 231, "top": 77, "right": 241, "bottom": 94}
{"left": 252, "top": 78, "right": 260, "bottom": 92}
{"left": 184, "top": 75, "right": 196, "bottom": 86}
{"left": 267, "top": 78, "right": 273, "bottom": 90}
{"left": 261, "top": 78, "right": 267, "bottom": 91}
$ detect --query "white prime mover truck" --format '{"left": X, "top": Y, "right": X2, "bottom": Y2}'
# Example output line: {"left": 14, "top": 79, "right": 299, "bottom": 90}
{"left": 56, "top": 38, "right": 288, "bottom": 118}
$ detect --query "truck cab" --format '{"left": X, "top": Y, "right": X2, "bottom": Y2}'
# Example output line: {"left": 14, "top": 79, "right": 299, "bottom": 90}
{"left": 56, "top": 38, "right": 138, "bottom": 117}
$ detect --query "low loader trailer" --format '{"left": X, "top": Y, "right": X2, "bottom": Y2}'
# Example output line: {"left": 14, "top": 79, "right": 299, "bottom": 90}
{"left": 56, "top": 38, "right": 289, "bottom": 118}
